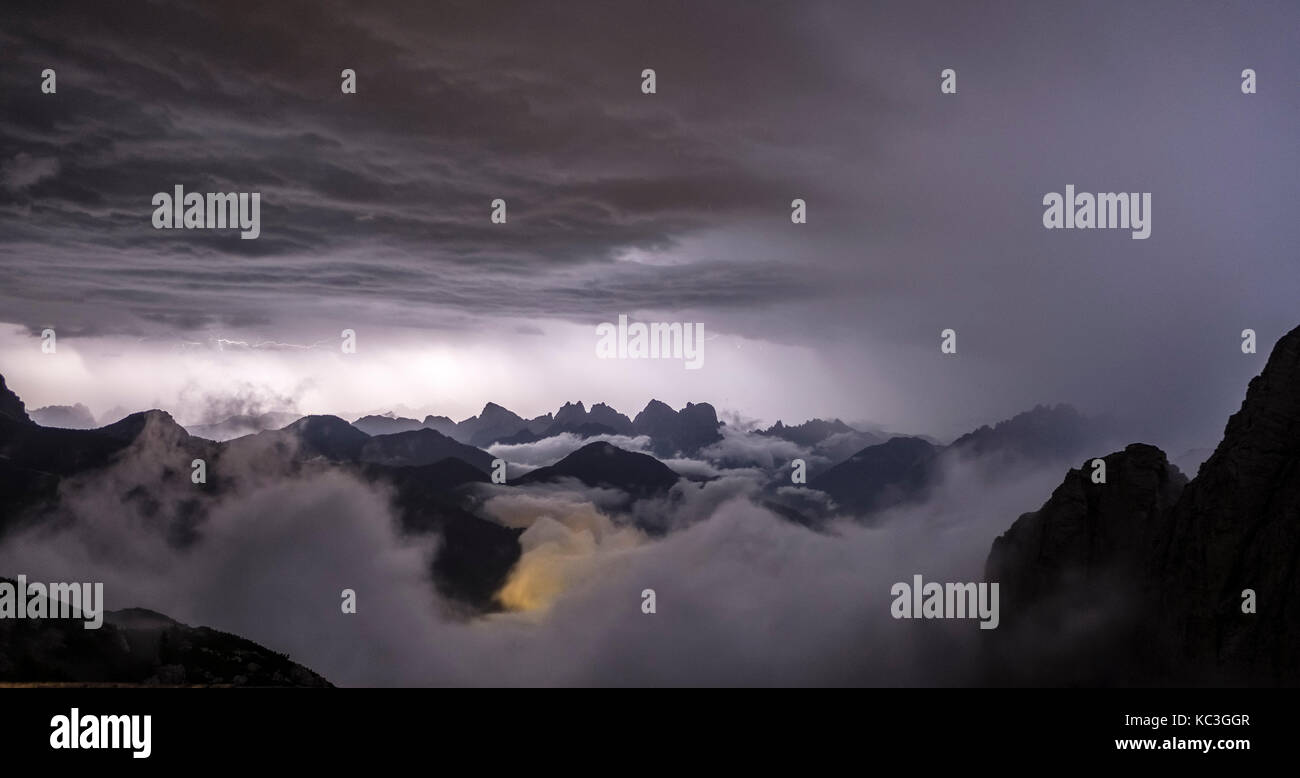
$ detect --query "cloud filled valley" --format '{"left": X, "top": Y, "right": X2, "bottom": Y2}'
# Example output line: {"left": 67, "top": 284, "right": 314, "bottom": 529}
{"left": 0, "top": 371, "right": 1093, "bottom": 685}
{"left": 4, "top": 324, "right": 1296, "bottom": 687}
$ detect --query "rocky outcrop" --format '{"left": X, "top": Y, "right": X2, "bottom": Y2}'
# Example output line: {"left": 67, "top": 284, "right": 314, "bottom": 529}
{"left": 987, "top": 444, "right": 1187, "bottom": 612}
{"left": 1153, "top": 324, "right": 1300, "bottom": 684}
{"left": 632, "top": 400, "right": 723, "bottom": 457}
{"left": 986, "top": 325, "right": 1300, "bottom": 685}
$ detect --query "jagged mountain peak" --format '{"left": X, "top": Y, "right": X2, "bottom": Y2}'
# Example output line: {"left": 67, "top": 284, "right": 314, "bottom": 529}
{"left": 99, "top": 409, "right": 186, "bottom": 441}
{"left": 478, "top": 401, "right": 519, "bottom": 418}
{"left": 513, "top": 440, "right": 681, "bottom": 497}
{"left": 278, "top": 414, "right": 369, "bottom": 461}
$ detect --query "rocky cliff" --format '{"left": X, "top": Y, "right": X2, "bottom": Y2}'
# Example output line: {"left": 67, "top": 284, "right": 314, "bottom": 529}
{"left": 987, "top": 325, "right": 1300, "bottom": 685}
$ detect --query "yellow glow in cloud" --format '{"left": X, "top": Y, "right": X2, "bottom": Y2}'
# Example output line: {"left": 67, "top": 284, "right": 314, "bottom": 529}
{"left": 492, "top": 509, "right": 645, "bottom": 613}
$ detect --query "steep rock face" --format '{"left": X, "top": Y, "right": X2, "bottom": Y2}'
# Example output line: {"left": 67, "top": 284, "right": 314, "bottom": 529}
{"left": 985, "top": 325, "right": 1300, "bottom": 685}
{"left": 632, "top": 400, "right": 723, "bottom": 457}
{"left": 987, "top": 444, "right": 1187, "bottom": 613}
{"left": 1154, "top": 325, "right": 1300, "bottom": 684}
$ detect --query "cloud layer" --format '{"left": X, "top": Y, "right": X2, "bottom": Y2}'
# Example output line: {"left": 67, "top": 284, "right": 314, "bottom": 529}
{"left": 0, "top": 411, "right": 1070, "bottom": 686}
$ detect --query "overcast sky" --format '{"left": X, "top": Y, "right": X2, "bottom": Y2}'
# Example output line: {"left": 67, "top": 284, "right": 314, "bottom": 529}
{"left": 0, "top": 0, "right": 1295, "bottom": 450}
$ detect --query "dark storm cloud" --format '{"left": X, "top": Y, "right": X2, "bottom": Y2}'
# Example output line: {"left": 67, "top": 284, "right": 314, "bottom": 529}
{"left": 0, "top": 0, "right": 850, "bottom": 335}
{"left": 0, "top": 0, "right": 1296, "bottom": 449}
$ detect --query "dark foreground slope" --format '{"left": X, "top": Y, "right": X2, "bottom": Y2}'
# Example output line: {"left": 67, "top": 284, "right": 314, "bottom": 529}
{"left": 0, "top": 580, "right": 330, "bottom": 687}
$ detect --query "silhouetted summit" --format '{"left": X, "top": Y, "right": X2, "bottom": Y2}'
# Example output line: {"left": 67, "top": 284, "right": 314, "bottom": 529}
{"left": 808, "top": 404, "right": 1108, "bottom": 521}
{"left": 360, "top": 428, "right": 494, "bottom": 473}
{"left": 351, "top": 413, "right": 425, "bottom": 436}
{"left": 545, "top": 401, "right": 634, "bottom": 436}
{"left": 458, "top": 402, "right": 532, "bottom": 447}
{"left": 761, "top": 418, "right": 860, "bottom": 447}
{"left": 280, "top": 415, "right": 369, "bottom": 461}
{"left": 988, "top": 443, "right": 1186, "bottom": 619}
{"left": 986, "top": 325, "right": 1300, "bottom": 685}
{"left": 514, "top": 441, "right": 680, "bottom": 496}
{"left": 951, "top": 403, "right": 1094, "bottom": 461}
{"left": 1155, "top": 323, "right": 1300, "bottom": 683}
{"left": 632, "top": 400, "right": 723, "bottom": 456}
{"left": 810, "top": 436, "right": 939, "bottom": 516}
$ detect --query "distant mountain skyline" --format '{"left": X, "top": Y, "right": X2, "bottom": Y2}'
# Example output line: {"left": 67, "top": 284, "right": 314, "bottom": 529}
{"left": 2, "top": 323, "right": 1295, "bottom": 686}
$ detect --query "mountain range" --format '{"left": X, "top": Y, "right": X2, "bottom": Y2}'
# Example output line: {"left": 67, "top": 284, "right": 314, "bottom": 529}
{"left": 2, "top": 377, "right": 1100, "bottom": 615}
{"left": 221, "top": 397, "right": 722, "bottom": 455}
{"left": 808, "top": 404, "right": 1106, "bottom": 520}
{"left": 2, "top": 324, "right": 1296, "bottom": 686}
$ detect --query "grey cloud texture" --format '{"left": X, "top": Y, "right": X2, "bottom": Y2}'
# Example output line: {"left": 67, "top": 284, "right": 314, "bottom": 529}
{"left": 0, "top": 409, "right": 1069, "bottom": 686}
{"left": 1, "top": 0, "right": 1296, "bottom": 449}
{"left": 488, "top": 432, "right": 655, "bottom": 467}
